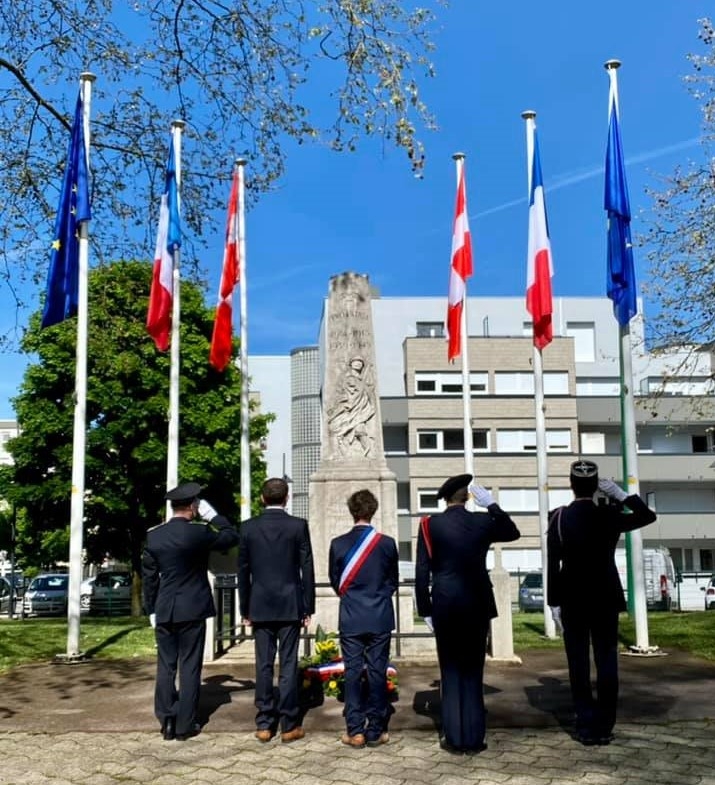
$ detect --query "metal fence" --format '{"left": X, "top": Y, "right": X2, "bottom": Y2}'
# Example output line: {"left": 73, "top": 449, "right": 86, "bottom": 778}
{"left": 212, "top": 574, "right": 433, "bottom": 660}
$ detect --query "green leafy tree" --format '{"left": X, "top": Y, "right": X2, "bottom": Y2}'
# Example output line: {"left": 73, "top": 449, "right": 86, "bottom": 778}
{"left": 0, "top": 0, "right": 439, "bottom": 334}
{"left": 641, "top": 17, "right": 715, "bottom": 396}
{"left": 7, "top": 260, "right": 270, "bottom": 609}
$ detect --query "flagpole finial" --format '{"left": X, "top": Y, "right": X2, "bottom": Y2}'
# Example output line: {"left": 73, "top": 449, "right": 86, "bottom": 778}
{"left": 452, "top": 152, "right": 466, "bottom": 161}
{"left": 235, "top": 157, "right": 247, "bottom": 167}
{"left": 80, "top": 72, "right": 96, "bottom": 83}
{"left": 171, "top": 119, "right": 186, "bottom": 130}
{"left": 521, "top": 110, "right": 536, "bottom": 120}
{"left": 604, "top": 59, "right": 621, "bottom": 71}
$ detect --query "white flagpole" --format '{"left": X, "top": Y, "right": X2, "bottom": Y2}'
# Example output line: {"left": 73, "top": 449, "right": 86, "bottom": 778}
{"left": 452, "top": 153, "right": 475, "bottom": 495}
{"left": 522, "top": 110, "right": 556, "bottom": 639}
{"left": 65, "top": 71, "right": 95, "bottom": 659}
{"left": 620, "top": 322, "right": 650, "bottom": 650}
{"left": 166, "top": 119, "right": 185, "bottom": 519}
{"left": 236, "top": 158, "right": 251, "bottom": 522}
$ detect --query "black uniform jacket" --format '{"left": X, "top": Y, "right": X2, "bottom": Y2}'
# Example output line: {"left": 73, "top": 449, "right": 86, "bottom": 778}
{"left": 237, "top": 508, "right": 315, "bottom": 623}
{"left": 415, "top": 503, "right": 521, "bottom": 622}
{"left": 546, "top": 495, "right": 657, "bottom": 612}
{"left": 142, "top": 514, "right": 239, "bottom": 623}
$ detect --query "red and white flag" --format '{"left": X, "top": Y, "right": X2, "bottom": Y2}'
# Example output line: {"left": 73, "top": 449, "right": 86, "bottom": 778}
{"left": 147, "top": 137, "right": 180, "bottom": 351}
{"left": 209, "top": 166, "right": 241, "bottom": 371}
{"left": 525, "top": 117, "right": 553, "bottom": 350}
{"left": 446, "top": 164, "right": 473, "bottom": 361}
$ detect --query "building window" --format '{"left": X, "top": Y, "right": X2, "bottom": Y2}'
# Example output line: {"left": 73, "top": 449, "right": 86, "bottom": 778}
{"left": 566, "top": 322, "right": 596, "bottom": 362}
{"left": 414, "top": 372, "right": 488, "bottom": 396}
{"left": 498, "top": 488, "right": 538, "bottom": 512}
{"left": 692, "top": 433, "right": 714, "bottom": 453}
{"left": 701, "top": 549, "right": 713, "bottom": 572}
{"left": 495, "top": 429, "right": 571, "bottom": 453}
{"left": 416, "top": 322, "right": 445, "bottom": 337}
{"left": 417, "top": 490, "right": 441, "bottom": 512}
{"left": 494, "top": 372, "right": 534, "bottom": 395}
{"left": 416, "top": 428, "right": 490, "bottom": 453}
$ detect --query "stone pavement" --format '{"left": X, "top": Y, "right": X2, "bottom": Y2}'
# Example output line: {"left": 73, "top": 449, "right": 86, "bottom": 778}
{"left": 1, "top": 647, "right": 714, "bottom": 785}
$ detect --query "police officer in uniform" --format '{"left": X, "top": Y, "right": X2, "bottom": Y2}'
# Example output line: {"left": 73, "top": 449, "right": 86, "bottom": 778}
{"left": 547, "top": 460, "right": 657, "bottom": 745}
{"left": 415, "top": 474, "right": 520, "bottom": 755}
{"left": 142, "top": 482, "right": 238, "bottom": 741}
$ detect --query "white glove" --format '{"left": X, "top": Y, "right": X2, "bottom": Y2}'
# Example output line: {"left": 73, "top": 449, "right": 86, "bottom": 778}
{"left": 149, "top": 613, "right": 156, "bottom": 629}
{"left": 198, "top": 498, "right": 218, "bottom": 521}
{"left": 598, "top": 478, "right": 628, "bottom": 503}
{"left": 423, "top": 616, "right": 434, "bottom": 632}
{"left": 469, "top": 483, "right": 495, "bottom": 508}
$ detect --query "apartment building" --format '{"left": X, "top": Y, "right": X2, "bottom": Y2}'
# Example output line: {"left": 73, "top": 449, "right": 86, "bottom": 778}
{"left": 261, "top": 295, "right": 715, "bottom": 574}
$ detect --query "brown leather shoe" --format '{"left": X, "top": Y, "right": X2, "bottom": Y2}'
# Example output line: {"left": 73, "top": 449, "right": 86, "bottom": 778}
{"left": 254, "top": 729, "right": 275, "bottom": 743}
{"left": 280, "top": 726, "right": 305, "bottom": 743}
{"left": 366, "top": 732, "right": 390, "bottom": 747}
{"left": 341, "top": 732, "right": 366, "bottom": 748}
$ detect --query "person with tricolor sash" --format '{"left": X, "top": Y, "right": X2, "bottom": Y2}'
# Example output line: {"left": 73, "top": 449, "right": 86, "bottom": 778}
{"left": 328, "top": 489, "right": 399, "bottom": 748}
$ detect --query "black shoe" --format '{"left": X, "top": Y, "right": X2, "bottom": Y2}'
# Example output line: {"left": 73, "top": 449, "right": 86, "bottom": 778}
{"left": 162, "top": 717, "right": 176, "bottom": 741}
{"left": 575, "top": 731, "right": 598, "bottom": 746}
{"left": 463, "top": 743, "right": 488, "bottom": 756}
{"left": 176, "top": 722, "right": 201, "bottom": 741}
{"left": 596, "top": 733, "right": 615, "bottom": 745}
{"left": 439, "top": 739, "right": 464, "bottom": 755}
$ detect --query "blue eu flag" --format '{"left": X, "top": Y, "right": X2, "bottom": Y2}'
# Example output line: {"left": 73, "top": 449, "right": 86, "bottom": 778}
{"left": 41, "top": 91, "right": 91, "bottom": 328}
{"left": 604, "top": 72, "right": 637, "bottom": 327}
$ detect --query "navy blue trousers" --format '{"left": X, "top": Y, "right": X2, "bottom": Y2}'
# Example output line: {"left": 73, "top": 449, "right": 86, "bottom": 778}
{"left": 253, "top": 621, "right": 301, "bottom": 732}
{"left": 340, "top": 630, "right": 391, "bottom": 741}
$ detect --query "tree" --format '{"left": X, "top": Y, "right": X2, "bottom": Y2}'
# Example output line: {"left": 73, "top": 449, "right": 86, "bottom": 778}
{"left": 0, "top": 1, "right": 439, "bottom": 329}
{"left": 641, "top": 17, "right": 715, "bottom": 397}
{"left": 6, "top": 260, "right": 271, "bottom": 605}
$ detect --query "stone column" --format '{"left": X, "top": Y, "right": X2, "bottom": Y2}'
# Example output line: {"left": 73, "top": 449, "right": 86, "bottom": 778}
{"left": 308, "top": 273, "right": 411, "bottom": 637}
{"left": 488, "top": 545, "right": 521, "bottom": 663}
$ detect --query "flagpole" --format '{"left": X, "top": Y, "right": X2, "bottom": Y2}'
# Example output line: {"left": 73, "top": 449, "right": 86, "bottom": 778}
{"left": 452, "top": 153, "right": 475, "bottom": 488}
{"left": 166, "top": 119, "right": 185, "bottom": 518}
{"left": 604, "top": 59, "right": 651, "bottom": 653}
{"left": 64, "top": 71, "right": 95, "bottom": 660}
{"left": 236, "top": 158, "right": 251, "bottom": 521}
{"left": 522, "top": 110, "right": 556, "bottom": 639}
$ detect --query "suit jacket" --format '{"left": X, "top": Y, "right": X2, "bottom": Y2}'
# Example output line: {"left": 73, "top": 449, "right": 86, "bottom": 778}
{"left": 237, "top": 507, "right": 315, "bottom": 623}
{"left": 415, "top": 504, "right": 520, "bottom": 622}
{"left": 547, "top": 494, "right": 657, "bottom": 612}
{"left": 329, "top": 524, "right": 399, "bottom": 635}
{"left": 142, "top": 514, "right": 239, "bottom": 624}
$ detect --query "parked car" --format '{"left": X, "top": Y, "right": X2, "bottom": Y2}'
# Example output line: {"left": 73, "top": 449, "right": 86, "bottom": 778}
{"left": 0, "top": 575, "right": 12, "bottom": 614}
{"left": 23, "top": 573, "right": 69, "bottom": 616}
{"left": 80, "top": 571, "right": 132, "bottom": 615}
{"left": 702, "top": 576, "right": 715, "bottom": 610}
{"left": 518, "top": 572, "right": 544, "bottom": 612}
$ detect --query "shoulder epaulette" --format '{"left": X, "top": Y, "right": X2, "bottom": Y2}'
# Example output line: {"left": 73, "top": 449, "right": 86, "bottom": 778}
{"left": 147, "top": 521, "right": 169, "bottom": 533}
{"left": 189, "top": 519, "right": 209, "bottom": 526}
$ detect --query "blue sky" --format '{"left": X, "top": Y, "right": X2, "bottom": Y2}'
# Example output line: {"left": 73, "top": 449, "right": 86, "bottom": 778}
{"left": 0, "top": 1, "right": 711, "bottom": 416}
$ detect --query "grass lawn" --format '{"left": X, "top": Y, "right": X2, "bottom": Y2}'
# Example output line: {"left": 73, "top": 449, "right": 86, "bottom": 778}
{"left": 2, "top": 611, "right": 714, "bottom": 674}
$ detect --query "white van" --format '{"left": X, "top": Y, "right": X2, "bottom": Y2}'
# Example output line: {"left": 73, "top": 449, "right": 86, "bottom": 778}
{"left": 615, "top": 546, "right": 676, "bottom": 611}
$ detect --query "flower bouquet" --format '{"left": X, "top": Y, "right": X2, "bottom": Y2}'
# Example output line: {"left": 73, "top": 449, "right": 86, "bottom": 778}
{"left": 299, "top": 626, "right": 399, "bottom": 704}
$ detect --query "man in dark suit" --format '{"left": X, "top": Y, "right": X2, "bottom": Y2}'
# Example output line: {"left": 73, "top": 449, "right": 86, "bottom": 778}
{"left": 415, "top": 474, "right": 520, "bottom": 755}
{"left": 237, "top": 477, "right": 315, "bottom": 743}
{"left": 142, "top": 482, "right": 238, "bottom": 741}
{"left": 547, "top": 459, "right": 657, "bottom": 746}
{"left": 329, "top": 489, "right": 399, "bottom": 749}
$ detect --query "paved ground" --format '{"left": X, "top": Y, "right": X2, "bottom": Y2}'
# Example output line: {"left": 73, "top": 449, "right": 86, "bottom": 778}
{"left": 1, "top": 646, "right": 714, "bottom": 784}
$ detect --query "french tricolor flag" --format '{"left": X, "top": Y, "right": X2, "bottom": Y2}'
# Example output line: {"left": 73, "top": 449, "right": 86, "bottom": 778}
{"left": 525, "top": 114, "right": 553, "bottom": 351}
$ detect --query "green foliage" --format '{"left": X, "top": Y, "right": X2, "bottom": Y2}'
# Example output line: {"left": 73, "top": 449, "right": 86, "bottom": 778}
{"left": 6, "top": 260, "right": 270, "bottom": 578}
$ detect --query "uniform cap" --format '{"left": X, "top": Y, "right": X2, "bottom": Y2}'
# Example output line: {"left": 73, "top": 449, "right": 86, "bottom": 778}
{"left": 569, "top": 460, "right": 598, "bottom": 479}
{"left": 436, "top": 473, "right": 473, "bottom": 500}
{"left": 165, "top": 482, "right": 202, "bottom": 503}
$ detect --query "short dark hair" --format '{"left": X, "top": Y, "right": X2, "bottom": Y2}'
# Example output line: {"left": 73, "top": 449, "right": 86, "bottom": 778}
{"left": 446, "top": 486, "right": 470, "bottom": 505}
{"left": 262, "top": 477, "right": 289, "bottom": 506}
{"left": 347, "top": 489, "right": 379, "bottom": 522}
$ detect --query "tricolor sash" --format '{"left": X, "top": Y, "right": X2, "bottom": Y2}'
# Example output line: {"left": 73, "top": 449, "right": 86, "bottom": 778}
{"left": 339, "top": 526, "right": 382, "bottom": 595}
